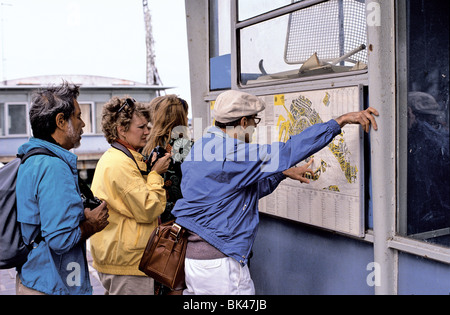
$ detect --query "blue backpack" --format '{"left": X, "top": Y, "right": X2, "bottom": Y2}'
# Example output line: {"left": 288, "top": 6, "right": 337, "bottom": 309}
{"left": 0, "top": 148, "right": 56, "bottom": 269}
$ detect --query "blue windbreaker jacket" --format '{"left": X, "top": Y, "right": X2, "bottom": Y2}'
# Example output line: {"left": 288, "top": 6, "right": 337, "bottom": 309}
{"left": 16, "top": 138, "right": 92, "bottom": 295}
{"left": 172, "top": 120, "right": 341, "bottom": 265}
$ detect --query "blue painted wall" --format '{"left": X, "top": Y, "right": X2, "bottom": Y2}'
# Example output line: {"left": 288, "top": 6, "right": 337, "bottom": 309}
{"left": 251, "top": 215, "right": 375, "bottom": 295}
{"left": 251, "top": 215, "right": 450, "bottom": 295}
{"left": 398, "top": 252, "right": 450, "bottom": 295}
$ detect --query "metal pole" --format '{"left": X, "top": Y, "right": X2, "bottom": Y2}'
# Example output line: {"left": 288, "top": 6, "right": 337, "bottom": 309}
{"left": 184, "top": 0, "right": 210, "bottom": 128}
{"left": 367, "top": 0, "right": 398, "bottom": 295}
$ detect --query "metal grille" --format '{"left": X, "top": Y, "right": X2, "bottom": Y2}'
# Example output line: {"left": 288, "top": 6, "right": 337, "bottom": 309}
{"left": 285, "top": 0, "right": 367, "bottom": 65}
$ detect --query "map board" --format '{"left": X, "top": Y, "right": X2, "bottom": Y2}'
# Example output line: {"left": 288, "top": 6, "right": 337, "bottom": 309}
{"left": 257, "top": 86, "right": 365, "bottom": 237}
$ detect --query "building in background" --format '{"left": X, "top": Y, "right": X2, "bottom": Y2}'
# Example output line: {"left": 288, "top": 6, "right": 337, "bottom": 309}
{"left": 0, "top": 74, "right": 167, "bottom": 181}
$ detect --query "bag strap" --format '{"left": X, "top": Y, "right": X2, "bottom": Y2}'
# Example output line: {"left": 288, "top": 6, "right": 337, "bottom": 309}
{"left": 18, "top": 147, "right": 59, "bottom": 249}
{"left": 111, "top": 142, "right": 149, "bottom": 176}
{"left": 170, "top": 223, "right": 183, "bottom": 240}
{"left": 19, "top": 147, "right": 58, "bottom": 164}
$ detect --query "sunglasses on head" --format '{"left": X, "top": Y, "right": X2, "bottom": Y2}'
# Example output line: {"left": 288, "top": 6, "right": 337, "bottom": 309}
{"left": 117, "top": 98, "right": 136, "bottom": 113}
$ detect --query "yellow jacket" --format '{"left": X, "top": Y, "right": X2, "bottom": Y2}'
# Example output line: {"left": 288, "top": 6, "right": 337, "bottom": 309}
{"left": 90, "top": 147, "right": 166, "bottom": 276}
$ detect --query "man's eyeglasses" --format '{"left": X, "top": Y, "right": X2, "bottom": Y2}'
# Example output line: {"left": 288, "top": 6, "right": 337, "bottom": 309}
{"left": 250, "top": 116, "right": 261, "bottom": 125}
{"left": 117, "top": 98, "right": 136, "bottom": 113}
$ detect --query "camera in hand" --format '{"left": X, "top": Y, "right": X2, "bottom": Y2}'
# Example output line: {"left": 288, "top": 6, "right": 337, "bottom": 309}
{"left": 152, "top": 146, "right": 167, "bottom": 160}
{"left": 79, "top": 177, "right": 102, "bottom": 210}
{"left": 81, "top": 193, "right": 102, "bottom": 210}
{"left": 147, "top": 146, "right": 171, "bottom": 169}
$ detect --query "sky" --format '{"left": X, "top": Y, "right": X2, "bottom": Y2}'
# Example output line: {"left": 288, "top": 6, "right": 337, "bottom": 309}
{"left": 0, "top": 0, "right": 191, "bottom": 116}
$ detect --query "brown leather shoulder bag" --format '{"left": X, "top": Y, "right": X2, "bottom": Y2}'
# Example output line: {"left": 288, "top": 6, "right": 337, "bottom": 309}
{"left": 139, "top": 221, "right": 188, "bottom": 291}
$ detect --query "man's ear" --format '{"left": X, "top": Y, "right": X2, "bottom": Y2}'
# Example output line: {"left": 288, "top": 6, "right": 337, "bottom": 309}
{"left": 240, "top": 117, "right": 248, "bottom": 128}
{"left": 55, "top": 113, "right": 67, "bottom": 130}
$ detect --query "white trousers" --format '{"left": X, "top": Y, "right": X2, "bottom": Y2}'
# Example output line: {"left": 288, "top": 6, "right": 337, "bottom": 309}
{"left": 183, "top": 257, "right": 255, "bottom": 295}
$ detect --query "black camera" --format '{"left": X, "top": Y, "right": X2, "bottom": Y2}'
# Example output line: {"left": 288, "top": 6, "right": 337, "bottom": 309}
{"left": 81, "top": 193, "right": 102, "bottom": 210}
{"left": 147, "top": 146, "right": 171, "bottom": 169}
{"left": 79, "top": 177, "right": 102, "bottom": 210}
{"left": 151, "top": 146, "right": 167, "bottom": 160}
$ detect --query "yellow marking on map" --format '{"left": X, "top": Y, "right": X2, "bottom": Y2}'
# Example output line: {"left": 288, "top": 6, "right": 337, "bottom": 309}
{"left": 274, "top": 94, "right": 285, "bottom": 106}
{"left": 323, "top": 92, "right": 330, "bottom": 107}
{"left": 277, "top": 94, "right": 358, "bottom": 186}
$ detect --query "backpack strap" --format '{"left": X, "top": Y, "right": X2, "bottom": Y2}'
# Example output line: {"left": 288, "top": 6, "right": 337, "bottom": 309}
{"left": 19, "top": 147, "right": 58, "bottom": 164}
{"left": 111, "top": 142, "right": 149, "bottom": 176}
{"left": 18, "top": 147, "right": 58, "bottom": 250}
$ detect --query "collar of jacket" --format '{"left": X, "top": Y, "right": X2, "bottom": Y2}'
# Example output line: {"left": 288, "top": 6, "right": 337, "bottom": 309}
{"left": 207, "top": 126, "right": 227, "bottom": 138}
{"left": 18, "top": 137, "right": 78, "bottom": 171}
{"left": 206, "top": 126, "right": 247, "bottom": 145}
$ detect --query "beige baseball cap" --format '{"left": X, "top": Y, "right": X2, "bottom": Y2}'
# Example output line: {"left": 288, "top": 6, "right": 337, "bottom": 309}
{"left": 213, "top": 90, "right": 266, "bottom": 124}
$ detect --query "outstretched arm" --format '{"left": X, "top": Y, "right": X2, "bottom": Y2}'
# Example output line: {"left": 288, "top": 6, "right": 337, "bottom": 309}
{"left": 335, "top": 107, "right": 379, "bottom": 133}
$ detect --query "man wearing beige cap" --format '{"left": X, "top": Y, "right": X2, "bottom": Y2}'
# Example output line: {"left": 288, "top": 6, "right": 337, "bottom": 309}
{"left": 172, "top": 90, "right": 379, "bottom": 295}
{"left": 212, "top": 90, "right": 266, "bottom": 143}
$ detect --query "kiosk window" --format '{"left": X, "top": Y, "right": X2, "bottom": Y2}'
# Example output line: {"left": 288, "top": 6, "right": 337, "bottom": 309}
{"left": 209, "top": 0, "right": 232, "bottom": 90}
{"left": 239, "top": 0, "right": 368, "bottom": 86}
{"left": 238, "top": 0, "right": 292, "bottom": 21}
{"left": 404, "top": 0, "right": 450, "bottom": 246}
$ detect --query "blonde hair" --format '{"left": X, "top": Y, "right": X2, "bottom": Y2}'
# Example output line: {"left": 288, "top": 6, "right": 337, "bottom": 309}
{"left": 142, "top": 95, "right": 189, "bottom": 155}
{"left": 101, "top": 96, "right": 151, "bottom": 144}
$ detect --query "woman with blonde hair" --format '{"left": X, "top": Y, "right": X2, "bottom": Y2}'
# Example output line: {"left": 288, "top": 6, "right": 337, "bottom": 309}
{"left": 142, "top": 95, "right": 192, "bottom": 224}
{"left": 142, "top": 95, "right": 192, "bottom": 295}
{"left": 90, "top": 96, "right": 171, "bottom": 295}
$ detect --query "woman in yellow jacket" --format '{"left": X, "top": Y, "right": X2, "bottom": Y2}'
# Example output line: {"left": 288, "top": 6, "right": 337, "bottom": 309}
{"left": 90, "top": 97, "right": 171, "bottom": 295}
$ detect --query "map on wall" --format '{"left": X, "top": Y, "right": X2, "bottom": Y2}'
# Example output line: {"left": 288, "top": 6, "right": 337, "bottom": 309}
{"left": 257, "top": 86, "right": 365, "bottom": 237}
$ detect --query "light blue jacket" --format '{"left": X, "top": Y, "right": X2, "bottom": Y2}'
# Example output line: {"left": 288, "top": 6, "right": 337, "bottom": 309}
{"left": 172, "top": 120, "right": 341, "bottom": 265}
{"left": 16, "top": 138, "right": 92, "bottom": 295}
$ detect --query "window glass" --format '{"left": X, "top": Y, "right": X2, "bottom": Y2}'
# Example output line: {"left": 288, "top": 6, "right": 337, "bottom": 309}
{"left": 210, "top": 0, "right": 232, "bottom": 90}
{"left": 8, "top": 104, "right": 27, "bottom": 135}
{"left": 79, "top": 103, "right": 93, "bottom": 134}
{"left": 238, "top": 0, "right": 292, "bottom": 21}
{"left": 406, "top": 0, "right": 449, "bottom": 246}
{"left": 0, "top": 104, "right": 4, "bottom": 136}
{"left": 239, "top": 0, "right": 368, "bottom": 85}
{"left": 95, "top": 102, "right": 104, "bottom": 134}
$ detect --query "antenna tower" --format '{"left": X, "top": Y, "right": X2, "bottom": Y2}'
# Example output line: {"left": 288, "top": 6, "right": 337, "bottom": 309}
{"left": 143, "top": 0, "right": 162, "bottom": 86}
